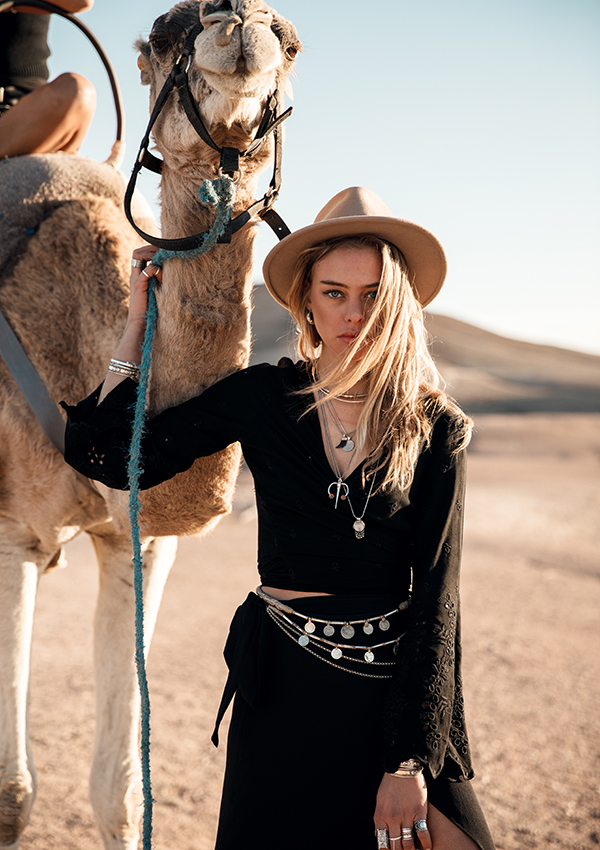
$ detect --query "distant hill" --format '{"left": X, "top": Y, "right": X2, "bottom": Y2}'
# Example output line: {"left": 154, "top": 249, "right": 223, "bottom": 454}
{"left": 250, "top": 284, "right": 600, "bottom": 413}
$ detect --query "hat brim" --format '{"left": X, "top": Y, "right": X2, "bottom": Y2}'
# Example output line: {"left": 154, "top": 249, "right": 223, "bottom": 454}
{"left": 262, "top": 215, "right": 447, "bottom": 309}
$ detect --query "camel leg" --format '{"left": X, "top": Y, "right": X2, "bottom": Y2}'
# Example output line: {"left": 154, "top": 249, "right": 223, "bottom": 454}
{"left": 88, "top": 530, "right": 178, "bottom": 850}
{"left": 0, "top": 529, "right": 45, "bottom": 849}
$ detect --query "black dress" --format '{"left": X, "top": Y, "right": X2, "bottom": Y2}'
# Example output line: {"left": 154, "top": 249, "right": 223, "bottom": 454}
{"left": 62, "top": 359, "right": 495, "bottom": 850}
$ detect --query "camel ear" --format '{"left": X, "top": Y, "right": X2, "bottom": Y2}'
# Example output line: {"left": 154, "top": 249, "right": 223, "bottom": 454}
{"left": 137, "top": 53, "right": 152, "bottom": 86}
{"left": 135, "top": 38, "right": 152, "bottom": 86}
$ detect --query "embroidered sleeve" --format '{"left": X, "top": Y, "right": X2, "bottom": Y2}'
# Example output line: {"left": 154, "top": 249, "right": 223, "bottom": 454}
{"left": 61, "top": 369, "right": 257, "bottom": 490}
{"left": 381, "top": 414, "right": 474, "bottom": 781}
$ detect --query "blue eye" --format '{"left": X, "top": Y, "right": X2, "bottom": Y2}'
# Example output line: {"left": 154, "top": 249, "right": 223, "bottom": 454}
{"left": 367, "top": 290, "right": 378, "bottom": 300}
{"left": 325, "top": 289, "right": 343, "bottom": 299}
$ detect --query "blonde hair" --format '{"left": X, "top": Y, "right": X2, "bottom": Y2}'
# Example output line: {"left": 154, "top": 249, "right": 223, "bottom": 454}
{"left": 287, "top": 235, "right": 472, "bottom": 493}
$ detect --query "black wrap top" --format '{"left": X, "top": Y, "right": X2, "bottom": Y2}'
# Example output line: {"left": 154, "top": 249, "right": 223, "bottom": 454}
{"left": 62, "top": 358, "right": 473, "bottom": 780}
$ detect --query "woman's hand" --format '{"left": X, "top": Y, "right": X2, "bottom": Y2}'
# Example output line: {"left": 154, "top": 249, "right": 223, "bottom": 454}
{"left": 374, "top": 772, "right": 432, "bottom": 850}
{"left": 98, "top": 245, "right": 163, "bottom": 402}
{"left": 128, "top": 245, "right": 162, "bottom": 333}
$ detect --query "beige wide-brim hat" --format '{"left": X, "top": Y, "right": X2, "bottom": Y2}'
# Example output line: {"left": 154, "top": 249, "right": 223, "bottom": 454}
{"left": 262, "top": 186, "right": 447, "bottom": 308}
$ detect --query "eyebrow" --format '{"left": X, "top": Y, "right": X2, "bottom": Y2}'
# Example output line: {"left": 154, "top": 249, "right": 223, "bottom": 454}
{"left": 317, "top": 280, "right": 379, "bottom": 288}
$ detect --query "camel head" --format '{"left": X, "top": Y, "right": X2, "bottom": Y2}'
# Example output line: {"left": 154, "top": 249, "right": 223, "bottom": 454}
{"left": 136, "top": 0, "right": 301, "bottom": 165}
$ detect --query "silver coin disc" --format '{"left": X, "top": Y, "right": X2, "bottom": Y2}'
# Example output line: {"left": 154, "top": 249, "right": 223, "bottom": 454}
{"left": 363, "top": 622, "right": 374, "bottom": 635}
{"left": 298, "top": 634, "right": 310, "bottom": 647}
{"left": 331, "top": 647, "right": 343, "bottom": 660}
{"left": 364, "top": 650, "right": 375, "bottom": 663}
{"left": 353, "top": 519, "right": 366, "bottom": 533}
{"left": 304, "top": 620, "right": 316, "bottom": 634}
{"left": 342, "top": 438, "right": 355, "bottom": 452}
{"left": 341, "top": 623, "right": 355, "bottom": 640}
{"left": 323, "top": 624, "right": 335, "bottom": 637}
{"left": 379, "top": 617, "right": 390, "bottom": 631}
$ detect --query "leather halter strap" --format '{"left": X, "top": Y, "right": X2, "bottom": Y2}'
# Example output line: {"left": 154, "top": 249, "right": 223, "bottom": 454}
{"left": 124, "top": 22, "right": 293, "bottom": 249}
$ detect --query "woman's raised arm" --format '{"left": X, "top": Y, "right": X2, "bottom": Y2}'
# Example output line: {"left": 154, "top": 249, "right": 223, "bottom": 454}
{"left": 98, "top": 246, "right": 162, "bottom": 403}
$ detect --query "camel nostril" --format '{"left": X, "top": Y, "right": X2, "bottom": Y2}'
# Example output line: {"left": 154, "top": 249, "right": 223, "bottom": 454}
{"left": 216, "top": 19, "right": 240, "bottom": 47}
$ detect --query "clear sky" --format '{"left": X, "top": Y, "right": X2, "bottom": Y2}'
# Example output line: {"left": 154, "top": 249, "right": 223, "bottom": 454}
{"left": 46, "top": 0, "right": 600, "bottom": 354}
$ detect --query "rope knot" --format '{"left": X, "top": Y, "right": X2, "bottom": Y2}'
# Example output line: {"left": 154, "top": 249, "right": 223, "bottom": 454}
{"left": 151, "top": 175, "right": 237, "bottom": 267}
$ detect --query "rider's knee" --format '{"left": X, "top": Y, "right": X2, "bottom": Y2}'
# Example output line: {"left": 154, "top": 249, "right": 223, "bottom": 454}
{"left": 49, "top": 72, "right": 96, "bottom": 119}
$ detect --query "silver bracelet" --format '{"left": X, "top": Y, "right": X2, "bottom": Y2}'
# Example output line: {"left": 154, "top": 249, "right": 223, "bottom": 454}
{"left": 388, "top": 759, "right": 423, "bottom": 777}
{"left": 108, "top": 358, "right": 140, "bottom": 382}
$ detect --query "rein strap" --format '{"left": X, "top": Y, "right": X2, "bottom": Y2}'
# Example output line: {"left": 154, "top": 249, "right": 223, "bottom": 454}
{"left": 124, "top": 26, "right": 293, "bottom": 250}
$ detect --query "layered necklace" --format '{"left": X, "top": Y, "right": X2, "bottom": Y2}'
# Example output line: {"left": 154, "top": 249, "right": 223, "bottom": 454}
{"left": 318, "top": 388, "right": 375, "bottom": 539}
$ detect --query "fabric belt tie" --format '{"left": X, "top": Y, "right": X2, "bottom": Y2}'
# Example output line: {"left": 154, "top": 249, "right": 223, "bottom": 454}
{"left": 211, "top": 592, "right": 271, "bottom": 747}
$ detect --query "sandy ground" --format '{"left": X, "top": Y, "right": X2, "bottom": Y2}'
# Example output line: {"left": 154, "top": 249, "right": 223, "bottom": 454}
{"left": 19, "top": 414, "right": 600, "bottom": 850}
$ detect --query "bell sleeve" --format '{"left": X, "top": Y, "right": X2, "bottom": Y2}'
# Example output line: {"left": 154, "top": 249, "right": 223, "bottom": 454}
{"left": 380, "top": 412, "right": 474, "bottom": 781}
{"left": 61, "top": 370, "right": 250, "bottom": 491}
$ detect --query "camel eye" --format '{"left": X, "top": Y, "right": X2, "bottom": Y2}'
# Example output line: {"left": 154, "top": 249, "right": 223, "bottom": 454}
{"left": 150, "top": 34, "right": 170, "bottom": 54}
{"left": 285, "top": 45, "right": 298, "bottom": 60}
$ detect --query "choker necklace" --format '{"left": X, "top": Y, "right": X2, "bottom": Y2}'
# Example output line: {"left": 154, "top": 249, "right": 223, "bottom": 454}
{"left": 320, "top": 386, "right": 368, "bottom": 403}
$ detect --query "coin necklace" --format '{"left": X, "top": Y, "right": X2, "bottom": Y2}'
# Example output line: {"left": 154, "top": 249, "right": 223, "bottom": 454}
{"left": 346, "top": 475, "right": 376, "bottom": 539}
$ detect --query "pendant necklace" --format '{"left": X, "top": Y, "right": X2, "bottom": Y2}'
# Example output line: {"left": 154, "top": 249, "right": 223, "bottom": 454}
{"left": 320, "top": 392, "right": 357, "bottom": 452}
{"left": 321, "top": 409, "right": 356, "bottom": 508}
{"left": 320, "top": 403, "right": 377, "bottom": 537}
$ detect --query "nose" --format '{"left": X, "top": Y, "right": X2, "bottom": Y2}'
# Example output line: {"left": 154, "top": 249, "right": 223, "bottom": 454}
{"left": 200, "top": 1, "right": 274, "bottom": 48}
{"left": 345, "top": 298, "right": 365, "bottom": 325}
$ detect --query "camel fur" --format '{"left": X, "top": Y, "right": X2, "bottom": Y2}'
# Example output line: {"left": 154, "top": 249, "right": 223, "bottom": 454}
{"left": 0, "top": 1, "right": 300, "bottom": 847}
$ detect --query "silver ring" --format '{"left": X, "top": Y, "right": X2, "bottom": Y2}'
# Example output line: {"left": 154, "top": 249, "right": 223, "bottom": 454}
{"left": 141, "top": 268, "right": 151, "bottom": 278}
{"left": 401, "top": 827, "right": 413, "bottom": 840}
{"left": 414, "top": 819, "right": 428, "bottom": 832}
{"left": 390, "top": 838, "right": 402, "bottom": 844}
{"left": 376, "top": 828, "right": 390, "bottom": 849}
{"left": 131, "top": 258, "right": 146, "bottom": 268}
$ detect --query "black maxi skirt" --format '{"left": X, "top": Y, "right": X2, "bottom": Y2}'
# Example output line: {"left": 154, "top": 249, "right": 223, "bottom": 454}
{"left": 213, "top": 592, "right": 495, "bottom": 850}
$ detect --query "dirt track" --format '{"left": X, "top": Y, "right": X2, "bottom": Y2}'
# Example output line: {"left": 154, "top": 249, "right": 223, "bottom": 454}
{"left": 21, "top": 414, "right": 600, "bottom": 849}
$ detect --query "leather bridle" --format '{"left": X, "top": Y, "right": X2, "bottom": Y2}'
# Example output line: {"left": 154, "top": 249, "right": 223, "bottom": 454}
{"left": 124, "top": 21, "right": 293, "bottom": 250}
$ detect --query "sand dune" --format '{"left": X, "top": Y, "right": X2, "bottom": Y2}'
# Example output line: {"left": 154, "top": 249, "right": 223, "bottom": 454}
{"left": 250, "top": 284, "right": 600, "bottom": 413}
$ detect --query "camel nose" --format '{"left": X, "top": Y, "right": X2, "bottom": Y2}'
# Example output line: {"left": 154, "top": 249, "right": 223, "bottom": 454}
{"left": 215, "top": 15, "right": 243, "bottom": 47}
{"left": 200, "top": 1, "right": 274, "bottom": 48}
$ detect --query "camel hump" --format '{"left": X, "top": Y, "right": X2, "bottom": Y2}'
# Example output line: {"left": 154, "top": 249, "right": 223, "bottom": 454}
{"left": 0, "top": 153, "right": 158, "bottom": 273}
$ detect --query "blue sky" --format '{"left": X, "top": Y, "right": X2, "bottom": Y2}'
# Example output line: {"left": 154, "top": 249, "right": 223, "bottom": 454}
{"left": 46, "top": 0, "right": 600, "bottom": 354}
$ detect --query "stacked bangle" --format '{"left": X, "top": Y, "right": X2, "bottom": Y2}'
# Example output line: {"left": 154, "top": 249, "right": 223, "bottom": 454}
{"left": 388, "top": 759, "right": 423, "bottom": 778}
{"left": 108, "top": 358, "right": 140, "bottom": 383}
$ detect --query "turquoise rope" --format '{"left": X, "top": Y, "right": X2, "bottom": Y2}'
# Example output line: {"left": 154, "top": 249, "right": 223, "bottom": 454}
{"left": 126, "top": 175, "right": 236, "bottom": 850}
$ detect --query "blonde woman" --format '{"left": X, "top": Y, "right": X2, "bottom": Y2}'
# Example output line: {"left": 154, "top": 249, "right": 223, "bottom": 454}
{"left": 63, "top": 188, "right": 495, "bottom": 850}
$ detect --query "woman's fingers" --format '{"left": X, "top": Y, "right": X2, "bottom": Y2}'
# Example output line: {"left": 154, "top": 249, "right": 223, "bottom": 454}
{"left": 413, "top": 819, "right": 432, "bottom": 850}
{"left": 139, "top": 263, "right": 162, "bottom": 282}
{"left": 130, "top": 246, "right": 162, "bottom": 284}
{"left": 375, "top": 826, "right": 390, "bottom": 849}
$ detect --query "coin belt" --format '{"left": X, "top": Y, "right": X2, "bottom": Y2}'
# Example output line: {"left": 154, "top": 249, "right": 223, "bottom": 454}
{"left": 257, "top": 587, "right": 411, "bottom": 679}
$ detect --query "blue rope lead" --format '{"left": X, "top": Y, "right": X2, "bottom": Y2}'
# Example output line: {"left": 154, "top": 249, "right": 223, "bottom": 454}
{"left": 126, "top": 175, "right": 236, "bottom": 850}
{"left": 127, "top": 280, "right": 158, "bottom": 850}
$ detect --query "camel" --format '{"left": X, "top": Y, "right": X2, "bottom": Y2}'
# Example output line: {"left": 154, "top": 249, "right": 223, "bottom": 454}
{"left": 0, "top": 2, "right": 301, "bottom": 847}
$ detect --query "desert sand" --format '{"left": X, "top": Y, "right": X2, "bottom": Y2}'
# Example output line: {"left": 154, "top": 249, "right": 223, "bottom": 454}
{"left": 18, "top": 411, "right": 600, "bottom": 849}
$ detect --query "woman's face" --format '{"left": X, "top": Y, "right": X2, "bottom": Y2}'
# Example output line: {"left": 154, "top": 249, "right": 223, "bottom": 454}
{"left": 306, "top": 245, "right": 382, "bottom": 371}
